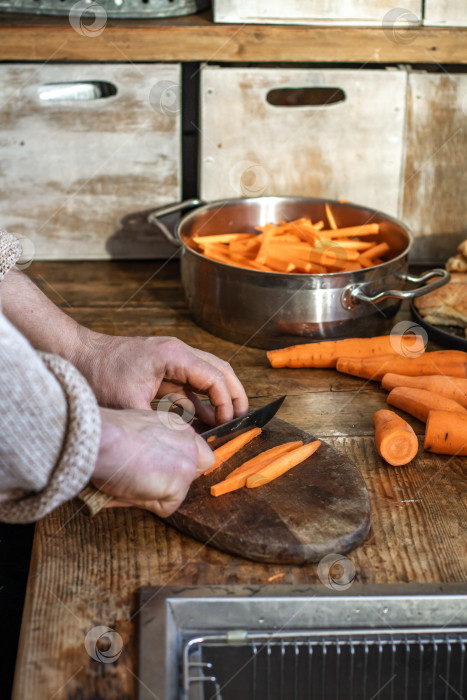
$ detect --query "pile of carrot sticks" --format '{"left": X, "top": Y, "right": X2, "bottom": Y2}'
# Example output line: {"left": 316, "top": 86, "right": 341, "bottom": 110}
{"left": 203, "top": 426, "right": 321, "bottom": 497}
{"left": 192, "top": 204, "right": 388, "bottom": 274}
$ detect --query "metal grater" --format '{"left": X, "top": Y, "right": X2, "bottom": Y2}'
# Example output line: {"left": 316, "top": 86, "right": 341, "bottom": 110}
{"left": 0, "top": 0, "right": 210, "bottom": 19}
{"left": 138, "top": 584, "right": 467, "bottom": 700}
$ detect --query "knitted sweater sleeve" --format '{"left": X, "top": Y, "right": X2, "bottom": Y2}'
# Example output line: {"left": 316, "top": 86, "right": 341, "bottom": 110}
{"left": 0, "top": 311, "right": 101, "bottom": 523}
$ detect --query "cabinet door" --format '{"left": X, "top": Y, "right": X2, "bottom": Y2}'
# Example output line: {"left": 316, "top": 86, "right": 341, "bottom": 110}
{"left": 200, "top": 66, "right": 407, "bottom": 217}
{"left": 214, "top": 0, "right": 422, "bottom": 25}
{"left": 424, "top": 1, "right": 467, "bottom": 27}
{"left": 402, "top": 71, "right": 467, "bottom": 262}
{"left": 0, "top": 63, "right": 181, "bottom": 259}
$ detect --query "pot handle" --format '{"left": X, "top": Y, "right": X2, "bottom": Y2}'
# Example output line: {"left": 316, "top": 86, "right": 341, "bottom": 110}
{"left": 147, "top": 198, "right": 204, "bottom": 247}
{"left": 341, "top": 269, "right": 450, "bottom": 309}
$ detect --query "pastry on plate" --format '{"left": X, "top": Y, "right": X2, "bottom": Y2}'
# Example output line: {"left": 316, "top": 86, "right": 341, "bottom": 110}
{"left": 446, "top": 254, "right": 467, "bottom": 272}
{"left": 415, "top": 272, "right": 467, "bottom": 327}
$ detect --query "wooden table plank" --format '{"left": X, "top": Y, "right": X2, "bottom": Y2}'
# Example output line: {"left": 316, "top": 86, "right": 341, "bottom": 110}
{"left": 13, "top": 261, "right": 467, "bottom": 699}
{"left": 1, "top": 12, "right": 466, "bottom": 63}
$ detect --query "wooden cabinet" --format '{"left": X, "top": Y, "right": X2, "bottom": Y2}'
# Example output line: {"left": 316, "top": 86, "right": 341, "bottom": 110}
{"left": 0, "top": 63, "right": 181, "bottom": 259}
{"left": 200, "top": 66, "right": 407, "bottom": 217}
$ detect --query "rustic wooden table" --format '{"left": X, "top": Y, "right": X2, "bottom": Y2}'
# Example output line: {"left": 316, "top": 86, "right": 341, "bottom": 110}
{"left": 13, "top": 261, "right": 467, "bottom": 699}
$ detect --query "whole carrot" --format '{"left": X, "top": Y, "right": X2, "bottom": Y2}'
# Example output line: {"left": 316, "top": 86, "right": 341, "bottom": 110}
{"left": 387, "top": 386, "right": 467, "bottom": 423}
{"left": 424, "top": 409, "right": 467, "bottom": 455}
{"left": 267, "top": 334, "right": 425, "bottom": 369}
{"left": 203, "top": 427, "right": 261, "bottom": 475}
{"left": 381, "top": 373, "right": 467, "bottom": 408}
{"left": 336, "top": 351, "right": 467, "bottom": 382}
{"left": 373, "top": 409, "right": 418, "bottom": 466}
{"left": 246, "top": 440, "right": 321, "bottom": 488}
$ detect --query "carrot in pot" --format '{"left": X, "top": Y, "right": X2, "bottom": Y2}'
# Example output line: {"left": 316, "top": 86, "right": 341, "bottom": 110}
{"left": 336, "top": 351, "right": 467, "bottom": 381}
{"left": 381, "top": 373, "right": 467, "bottom": 408}
{"left": 267, "top": 334, "right": 426, "bottom": 369}
{"left": 210, "top": 441, "right": 303, "bottom": 496}
{"left": 333, "top": 240, "right": 376, "bottom": 251}
{"left": 192, "top": 233, "right": 252, "bottom": 245}
{"left": 264, "top": 255, "right": 295, "bottom": 273}
{"left": 387, "top": 386, "right": 467, "bottom": 423}
{"left": 373, "top": 409, "right": 418, "bottom": 466}
{"left": 424, "top": 409, "right": 467, "bottom": 456}
{"left": 322, "top": 223, "right": 380, "bottom": 238}
{"left": 358, "top": 241, "right": 390, "bottom": 267}
{"left": 325, "top": 203, "right": 338, "bottom": 230}
{"left": 203, "top": 427, "right": 262, "bottom": 475}
{"left": 246, "top": 440, "right": 321, "bottom": 488}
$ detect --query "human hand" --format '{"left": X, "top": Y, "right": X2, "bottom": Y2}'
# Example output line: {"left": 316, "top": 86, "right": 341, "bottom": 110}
{"left": 73, "top": 331, "right": 248, "bottom": 425}
{"left": 92, "top": 407, "right": 215, "bottom": 517}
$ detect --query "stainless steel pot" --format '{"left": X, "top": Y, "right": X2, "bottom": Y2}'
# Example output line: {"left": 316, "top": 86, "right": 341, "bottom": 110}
{"left": 148, "top": 197, "right": 449, "bottom": 349}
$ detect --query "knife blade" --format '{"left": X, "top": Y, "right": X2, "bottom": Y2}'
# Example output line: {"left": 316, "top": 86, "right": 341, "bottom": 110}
{"left": 200, "top": 395, "right": 286, "bottom": 444}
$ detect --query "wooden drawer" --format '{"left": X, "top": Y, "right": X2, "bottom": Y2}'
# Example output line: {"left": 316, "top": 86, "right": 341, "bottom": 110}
{"left": 213, "top": 0, "right": 422, "bottom": 25}
{"left": 423, "top": 1, "right": 467, "bottom": 27}
{"left": 0, "top": 63, "right": 181, "bottom": 260}
{"left": 402, "top": 70, "right": 467, "bottom": 263}
{"left": 199, "top": 66, "right": 407, "bottom": 218}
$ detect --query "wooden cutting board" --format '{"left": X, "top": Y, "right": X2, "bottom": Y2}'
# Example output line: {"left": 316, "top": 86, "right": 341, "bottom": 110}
{"left": 166, "top": 417, "right": 371, "bottom": 564}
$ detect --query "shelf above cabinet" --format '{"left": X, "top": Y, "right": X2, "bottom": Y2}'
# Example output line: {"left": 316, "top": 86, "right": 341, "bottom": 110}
{"left": 0, "top": 10, "right": 466, "bottom": 63}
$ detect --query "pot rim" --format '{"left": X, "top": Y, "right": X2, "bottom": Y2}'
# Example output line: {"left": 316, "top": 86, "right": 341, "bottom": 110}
{"left": 177, "top": 195, "right": 413, "bottom": 278}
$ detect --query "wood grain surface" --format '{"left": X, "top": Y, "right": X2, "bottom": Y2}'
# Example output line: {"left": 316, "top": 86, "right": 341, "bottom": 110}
{"left": 0, "top": 12, "right": 466, "bottom": 63}
{"left": 402, "top": 70, "right": 467, "bottom": 263}
{"left": 12, "top": 260, "right": 467, "bottom": 700}
{"left": 167, "top": 416, "right": 371, "bottom": 564}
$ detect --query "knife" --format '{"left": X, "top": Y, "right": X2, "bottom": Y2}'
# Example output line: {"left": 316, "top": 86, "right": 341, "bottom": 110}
{"left": 200, "top": 395, "right": 286, "bottom": 445}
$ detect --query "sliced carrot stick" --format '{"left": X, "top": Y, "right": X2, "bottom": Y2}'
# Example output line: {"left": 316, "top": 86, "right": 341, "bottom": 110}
{"left": 322, "top": 223, "right": 380, "bottom": 238}
{"left": 381, "top": 373, "right": 467, "bottom": 408}
{"left": 424, "top": 409, "right": 467, "bottom": 455}
{"left": 373, "top": 409, "right": 418, "bottom": 466}
{"left": 387, "top": 386, "right": 467, "bottom": 423}
{"left": 193, "top": 233, "right": 252, "bottom": 245}
{"left": 246, "top": 440, "right": 321, "bottom": 488}
{"left": 210, "top": 441, "right": 303, "bottom": 496}
{"left": 256, "top": 223, "right": 277, "bottom": 264}
{"left": 264, "top": 255, "right": 295, "bottom": 273}
{"left": 358, "top": 242, "right": 390, "bottom": 266}
{"left": 205, "top": 249, "right": 269, "bottom": 271}
{"left": 228, "top": 252, "right": 272, "bottom": 271}
{"left": 203, "top": 427, "right": 262, "bottom": 475}
{"left": 329, "top": 260, "right": 363, "bottom": 272}
{"left": 267, "top": 334, "right": 426, "bottom": 369}
{"left": 314, "top": 241, "right": 360, "bottom": 261}
{"left": 336, "top": 351, "right": 467, "bottom": 381}
{"left": 336, "top": 240, "right": 377, "bottom": 251}
{"left": 325, "top": 203, "right": 338, "bottom": 230}
{"left": 229, "top": 237, "right": 261, "bottom": 255}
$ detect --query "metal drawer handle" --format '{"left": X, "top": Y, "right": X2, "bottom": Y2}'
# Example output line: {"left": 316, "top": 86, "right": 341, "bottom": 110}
{"left": 38, "top": 82, "right": 117, "bottom": 101}
{"left": 341, "top": 269, "right": 450, "bottom": 309}
{"left": 147, "top": 198, "right": 204, "bottom": 247}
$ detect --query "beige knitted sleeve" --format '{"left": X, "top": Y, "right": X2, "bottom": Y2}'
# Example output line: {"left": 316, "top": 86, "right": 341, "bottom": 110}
{"left": 0, "top": 313, "right": 101, "bottom": 523}
{"left": 0, "top": 228, "right": 22, "bottom": 280}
